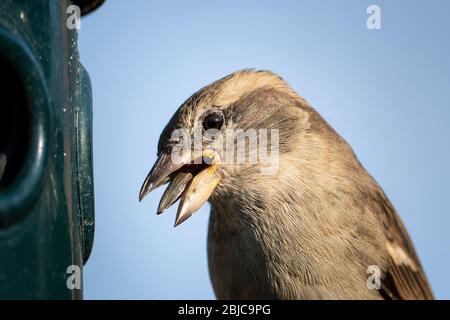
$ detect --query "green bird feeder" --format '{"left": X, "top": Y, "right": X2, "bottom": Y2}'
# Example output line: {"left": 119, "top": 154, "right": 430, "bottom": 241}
{"left": 0, "top": 0, "right": 104, "bottom": 299}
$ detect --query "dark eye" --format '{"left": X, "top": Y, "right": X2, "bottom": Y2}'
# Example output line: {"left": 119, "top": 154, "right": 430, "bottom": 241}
{"left": 202, "top": 112, "right": 224, "bottom": 130}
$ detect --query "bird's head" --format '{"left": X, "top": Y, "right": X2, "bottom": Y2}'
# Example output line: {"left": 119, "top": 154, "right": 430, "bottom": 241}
{"left": 139, "top": 69, "right": 319, "bottom": 226}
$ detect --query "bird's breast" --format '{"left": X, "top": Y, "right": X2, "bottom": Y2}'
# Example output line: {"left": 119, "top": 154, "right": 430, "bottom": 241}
{"left": 206, "top": 202, "right": 384, "bottom": 300}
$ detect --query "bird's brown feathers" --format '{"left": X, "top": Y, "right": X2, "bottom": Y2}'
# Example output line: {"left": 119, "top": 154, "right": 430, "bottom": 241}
{"left": 370, "top": 188, "right": 434, "bottom": 299}
{"left": 158, "top": 69, "right": 433, "bottom": 299}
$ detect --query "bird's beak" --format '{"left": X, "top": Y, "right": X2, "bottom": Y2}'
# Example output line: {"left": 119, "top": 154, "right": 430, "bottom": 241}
{"left": 139, "top": 150, "right": 223, "bottom": 226}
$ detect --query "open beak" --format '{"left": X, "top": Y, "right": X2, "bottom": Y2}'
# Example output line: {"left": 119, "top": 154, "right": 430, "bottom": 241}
{"left": 139, "top": 150, "right": 223, "bottom": 226}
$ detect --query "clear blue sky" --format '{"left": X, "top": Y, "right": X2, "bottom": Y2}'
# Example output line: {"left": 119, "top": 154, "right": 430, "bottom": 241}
{"left": 79, "top": 0, "right": 450, "bottom": 299}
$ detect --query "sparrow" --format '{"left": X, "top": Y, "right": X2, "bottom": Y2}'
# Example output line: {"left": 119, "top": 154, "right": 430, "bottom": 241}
{"left": 139, "top": 69, "right": 434, "bottom": 300}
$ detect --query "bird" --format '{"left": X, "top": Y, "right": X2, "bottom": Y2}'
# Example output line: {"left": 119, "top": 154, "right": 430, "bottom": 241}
{"left": 139, "top": 69, "right": 434, "bottom": 300}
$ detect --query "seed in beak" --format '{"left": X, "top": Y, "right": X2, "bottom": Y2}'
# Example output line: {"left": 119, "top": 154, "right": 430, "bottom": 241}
{"left": 174, "top": 165, "right": 223, "bottom": 226}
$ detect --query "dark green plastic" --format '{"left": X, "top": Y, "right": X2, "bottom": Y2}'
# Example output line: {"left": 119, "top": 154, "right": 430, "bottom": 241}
{"left": 0, "top": 0, "right": 101, "bottom": 299}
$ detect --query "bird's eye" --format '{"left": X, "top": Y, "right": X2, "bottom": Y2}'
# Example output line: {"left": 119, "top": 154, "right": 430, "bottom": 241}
{"left": 202, "top": 112, "right": 224, "bottom": 130}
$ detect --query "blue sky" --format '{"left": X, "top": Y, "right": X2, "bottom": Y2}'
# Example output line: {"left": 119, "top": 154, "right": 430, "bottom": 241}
{"left": 79, "top": 0, "right": 450, "bottom": 299}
